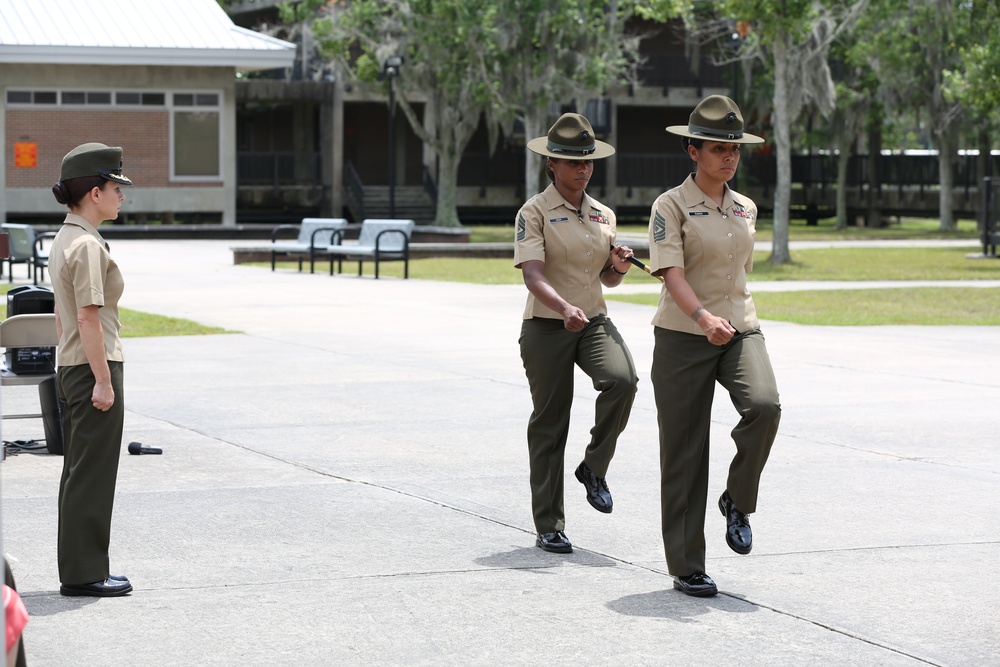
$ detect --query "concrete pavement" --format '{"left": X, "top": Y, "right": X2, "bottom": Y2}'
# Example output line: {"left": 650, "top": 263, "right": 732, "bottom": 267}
{"left": 1, "top": 239, "right": 998, "bottom": 666}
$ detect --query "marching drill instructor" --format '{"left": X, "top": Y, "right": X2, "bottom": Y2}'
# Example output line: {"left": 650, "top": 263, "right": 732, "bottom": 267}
{"left": 49, "top": 142, "right": 133, "bottom": 597}
{"left": 648, "top": 96, "right": 781, "bottom": 597}
{"left": 515, "top": 113, "right": 639, "bottom": 554}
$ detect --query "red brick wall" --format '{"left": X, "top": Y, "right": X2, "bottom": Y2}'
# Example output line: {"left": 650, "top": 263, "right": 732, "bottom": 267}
{"left": 6, "top": 109, "right": 220, "bottom": 188}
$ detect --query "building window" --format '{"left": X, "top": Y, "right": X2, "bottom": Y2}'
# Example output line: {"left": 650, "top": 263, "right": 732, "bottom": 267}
{"left": 5, "top": 87, "right": 223, "bottom": 181}
{"left": 6, "top": 89, "right": 155, "bottom": 107}
{"left": 172, "top": 92, "right": 221, "bottom": 180}
{"left": 115, "top": 92, "right": 165, "bottom": 106}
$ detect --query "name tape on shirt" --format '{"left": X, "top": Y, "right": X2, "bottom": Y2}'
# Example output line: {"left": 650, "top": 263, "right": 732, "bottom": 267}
{"left": 688, "top": 211, "right": 709, "bottom": 216}
{"left": 549, "top": 216, "right": 570, "bottom": 223}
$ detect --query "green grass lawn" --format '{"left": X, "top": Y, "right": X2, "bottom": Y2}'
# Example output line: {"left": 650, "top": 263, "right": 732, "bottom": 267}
{"left": 270, "top": 242, "right": 1000, "bottom": 325}
{"left": 747, "top": 247, "right": 1000, "bottom": 281}
{"left": 0, "top": 286, "right": 231, "bottom": 337}
{"left": 116, "top": 309, "right": 232, "bottom": 337}
{"left": 609, "top": 288, "right": 1000, "bottom": 325}
{"left": 273, "top": 245, "right": 1000, "bottom": 284}
{"left": 467, "top": 216, "right": 982, "bottom": 243}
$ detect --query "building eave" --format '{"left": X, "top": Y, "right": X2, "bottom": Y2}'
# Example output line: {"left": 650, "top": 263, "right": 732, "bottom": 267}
{"left": 0, "top": 46, "right": 295, "bottom": 71}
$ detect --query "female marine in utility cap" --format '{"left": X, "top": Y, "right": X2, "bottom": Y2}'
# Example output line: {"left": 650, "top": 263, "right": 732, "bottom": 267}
{"left": 647, "top": 96, "right": 781, "bottom": 598}
{"left": 49, "top": 142, "right": 134, "bottom": 597}
{"left": 514, "top": 113, "right": 639, "bottom": 555}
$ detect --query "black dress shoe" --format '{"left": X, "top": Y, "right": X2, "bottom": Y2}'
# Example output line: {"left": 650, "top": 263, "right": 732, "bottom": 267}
{"left": 719, "top": 490, "right": 752, "bottom": 554}
{"left": 575, "top": 461, "right": 613, "bottom": 513}
{"left": 60, "top": 578, "right": 133, "bottom": 597}
{"left": 109, "top": 574, "right": 130, "bottom": 582}
{"left": 673, "top": 573, "right": 718, "bottom": 597}
{"left": 536, "top": 531, "right": 573, "bottom": 553}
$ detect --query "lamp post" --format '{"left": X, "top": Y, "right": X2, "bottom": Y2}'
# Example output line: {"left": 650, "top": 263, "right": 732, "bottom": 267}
{"left": 383, "top": 56, "right": 404, "bottom": 219}
{"left": 729, "top": 21, "right": 751, "bottom": 192}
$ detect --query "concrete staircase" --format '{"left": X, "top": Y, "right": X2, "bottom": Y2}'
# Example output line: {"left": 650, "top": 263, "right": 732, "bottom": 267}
{"left": 360, "top": 186, "right": 436, "bottom": 224}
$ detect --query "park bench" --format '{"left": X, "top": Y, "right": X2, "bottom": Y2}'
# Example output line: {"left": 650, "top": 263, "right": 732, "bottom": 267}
{"left": 268, "top": 218, "right": 349, "bottom": 273}
{"left": 321, "top": 219, "right": 415, "bottom": 279}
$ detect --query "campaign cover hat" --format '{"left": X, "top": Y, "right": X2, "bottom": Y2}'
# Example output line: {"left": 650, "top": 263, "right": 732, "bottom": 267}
{"left": 60, "top": 142, "right": 133, "bottom": 185}
{"left": 527, "top": 113, "right": 615, "bottom": 160}
{"left": 666, "top": 95, "right": 764, "bottom": 145}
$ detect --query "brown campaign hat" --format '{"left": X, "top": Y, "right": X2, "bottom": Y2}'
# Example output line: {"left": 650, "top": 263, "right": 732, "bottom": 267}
{"left": 527, "top": 113, "right": 615, "bottom": 160}
{"left": 666, "top": 95, "right": 764, "bottom": 145}
{"left": 59, "top": 142, "right": 133, "bottom": 185}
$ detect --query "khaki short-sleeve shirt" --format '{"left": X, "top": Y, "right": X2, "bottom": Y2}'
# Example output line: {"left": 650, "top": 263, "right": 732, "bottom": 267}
{"left": 48, "top": 213, "right": 125, "bottom": 366}
{"left": 514, "top": 184, "right": 617, "bottom": 320}
{"left": 648, "top": 174, "right": 759, "bottom": 335}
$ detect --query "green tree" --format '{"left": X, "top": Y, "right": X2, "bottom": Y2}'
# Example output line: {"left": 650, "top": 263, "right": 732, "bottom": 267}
{"left": 314, "top": 0, "right": 524, "bottom": 227}
{"left": 946, "top": 1, "right": 1000, "bottom": 119}
{"left": 497, "top": 1, "right": 684, "bottom": 198}
{"left": 711, "top": 0, "right": 867, "bottom": 263}
{"left": 860, "top": 0, "right": 968, "bottom": 231}
{"left": 944, "top": 0, "right": 1000, "bottom": 189}
{"left": 309, "top": 0, "right": 684, "bottom": 226}
{"left": 826, "top": 11, "right": 879, "bottom": 230}
{"left": 316, "top": 0, "right": 509, "bottom": 227}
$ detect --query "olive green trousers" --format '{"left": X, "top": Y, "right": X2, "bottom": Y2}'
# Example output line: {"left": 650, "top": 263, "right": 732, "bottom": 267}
{"left": 652, "top": 328, "right": 780, "bottom": 577}
{"left": 520, "top": 316, "right": 637, "bottom": 533}
{"left": 57, "top": 361, "right": 124, "bottom": 585}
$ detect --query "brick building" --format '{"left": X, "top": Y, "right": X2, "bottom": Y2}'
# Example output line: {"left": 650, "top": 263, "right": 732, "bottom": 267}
{"left": 0, "top": 0, "right": 294, "bottom": 226}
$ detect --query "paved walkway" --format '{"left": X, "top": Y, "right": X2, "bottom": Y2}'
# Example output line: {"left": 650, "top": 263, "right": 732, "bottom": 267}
{"left": 1, "top": 240, "right": 998, "bottom": 666}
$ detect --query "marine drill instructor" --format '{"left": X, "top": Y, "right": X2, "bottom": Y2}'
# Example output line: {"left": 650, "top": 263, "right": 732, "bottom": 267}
{"left": 515, "top": 113, "right": 639, "bottom": 554}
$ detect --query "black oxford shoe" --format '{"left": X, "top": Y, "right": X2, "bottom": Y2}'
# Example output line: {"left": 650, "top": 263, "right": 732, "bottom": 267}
{"left": 60, "top": 578, "right": 133, "bottom": 597}
{"left": 575, "top": 461, "right": 613, "bottom": 513}
{"left": 536, "top": 531, "right": 573, "bottom": 553}
{"left": 673, "top": 573, "right": 718, "bottom": 597}
{"left": 719, "top": 490, "right": 752, "bottom": 554}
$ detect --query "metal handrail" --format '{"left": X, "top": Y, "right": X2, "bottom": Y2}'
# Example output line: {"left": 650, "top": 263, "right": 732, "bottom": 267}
{"left": 982, "top": 176, "right": 1000, "bottom": 256}
{"left": 344, "top": 160, "right": 366, "bottom": 221}
{"left": 422, "top": 164, "right": 438, "bottom": 206}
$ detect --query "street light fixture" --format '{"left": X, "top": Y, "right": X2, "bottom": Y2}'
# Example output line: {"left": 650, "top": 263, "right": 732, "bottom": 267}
{"left": 384, "top": 56, "right": 404, "bottom": 218}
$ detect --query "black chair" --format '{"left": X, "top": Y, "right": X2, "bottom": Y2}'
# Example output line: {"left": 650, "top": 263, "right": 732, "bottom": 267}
{"left": 33, "top": 231, "right": 56, "bottom": 285}
{"left": 0, "top": 224, "right": 36, "bottom": 283}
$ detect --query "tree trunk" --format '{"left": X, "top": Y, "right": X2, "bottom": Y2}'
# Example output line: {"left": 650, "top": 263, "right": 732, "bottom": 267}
{"left": 977, "top": 125, "right": 991, "bottom": 182}
{"left": 523, "top": 109, "right": 546, "bottom": 200}
{"left": 936, "top": 128, "right": 955, "bottom": 231}
{"left": 434, "top": 150, "right": 462, "bottom": 227}
{"left": 770, "top": 35, "right": 792, "bottom": 265}
{"left": 430, "top": 108, "right": 481, "bottom": 228}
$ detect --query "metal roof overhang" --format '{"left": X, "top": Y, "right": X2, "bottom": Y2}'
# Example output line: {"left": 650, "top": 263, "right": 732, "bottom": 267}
{"left": 0, "top": 45, "right": 295, "bottom": 70}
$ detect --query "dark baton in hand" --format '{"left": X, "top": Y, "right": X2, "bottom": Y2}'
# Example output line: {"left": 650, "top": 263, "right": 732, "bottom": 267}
{"left": 611, "top": 245, "right": 664, "bottom": 283}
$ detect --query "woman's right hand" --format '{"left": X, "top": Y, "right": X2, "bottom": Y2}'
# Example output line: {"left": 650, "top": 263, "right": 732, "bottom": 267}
{"left": 562, "top": 305, "right": 590, "bottom": 332}
{"left": 92, "top": 381, "right": 114, "bottom": 411}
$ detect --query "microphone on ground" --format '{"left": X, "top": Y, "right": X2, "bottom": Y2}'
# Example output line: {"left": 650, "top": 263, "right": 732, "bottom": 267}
{"left": 128, "top": 441, "right": 162, "bottom": 455}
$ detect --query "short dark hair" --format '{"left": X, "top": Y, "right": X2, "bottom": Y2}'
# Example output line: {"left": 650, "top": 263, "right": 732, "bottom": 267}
{"left": 52, "top": 175, "right": 107, "bottom": 207}
{"left": 682, "top": 137, "right": 705, "bottom": 151}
